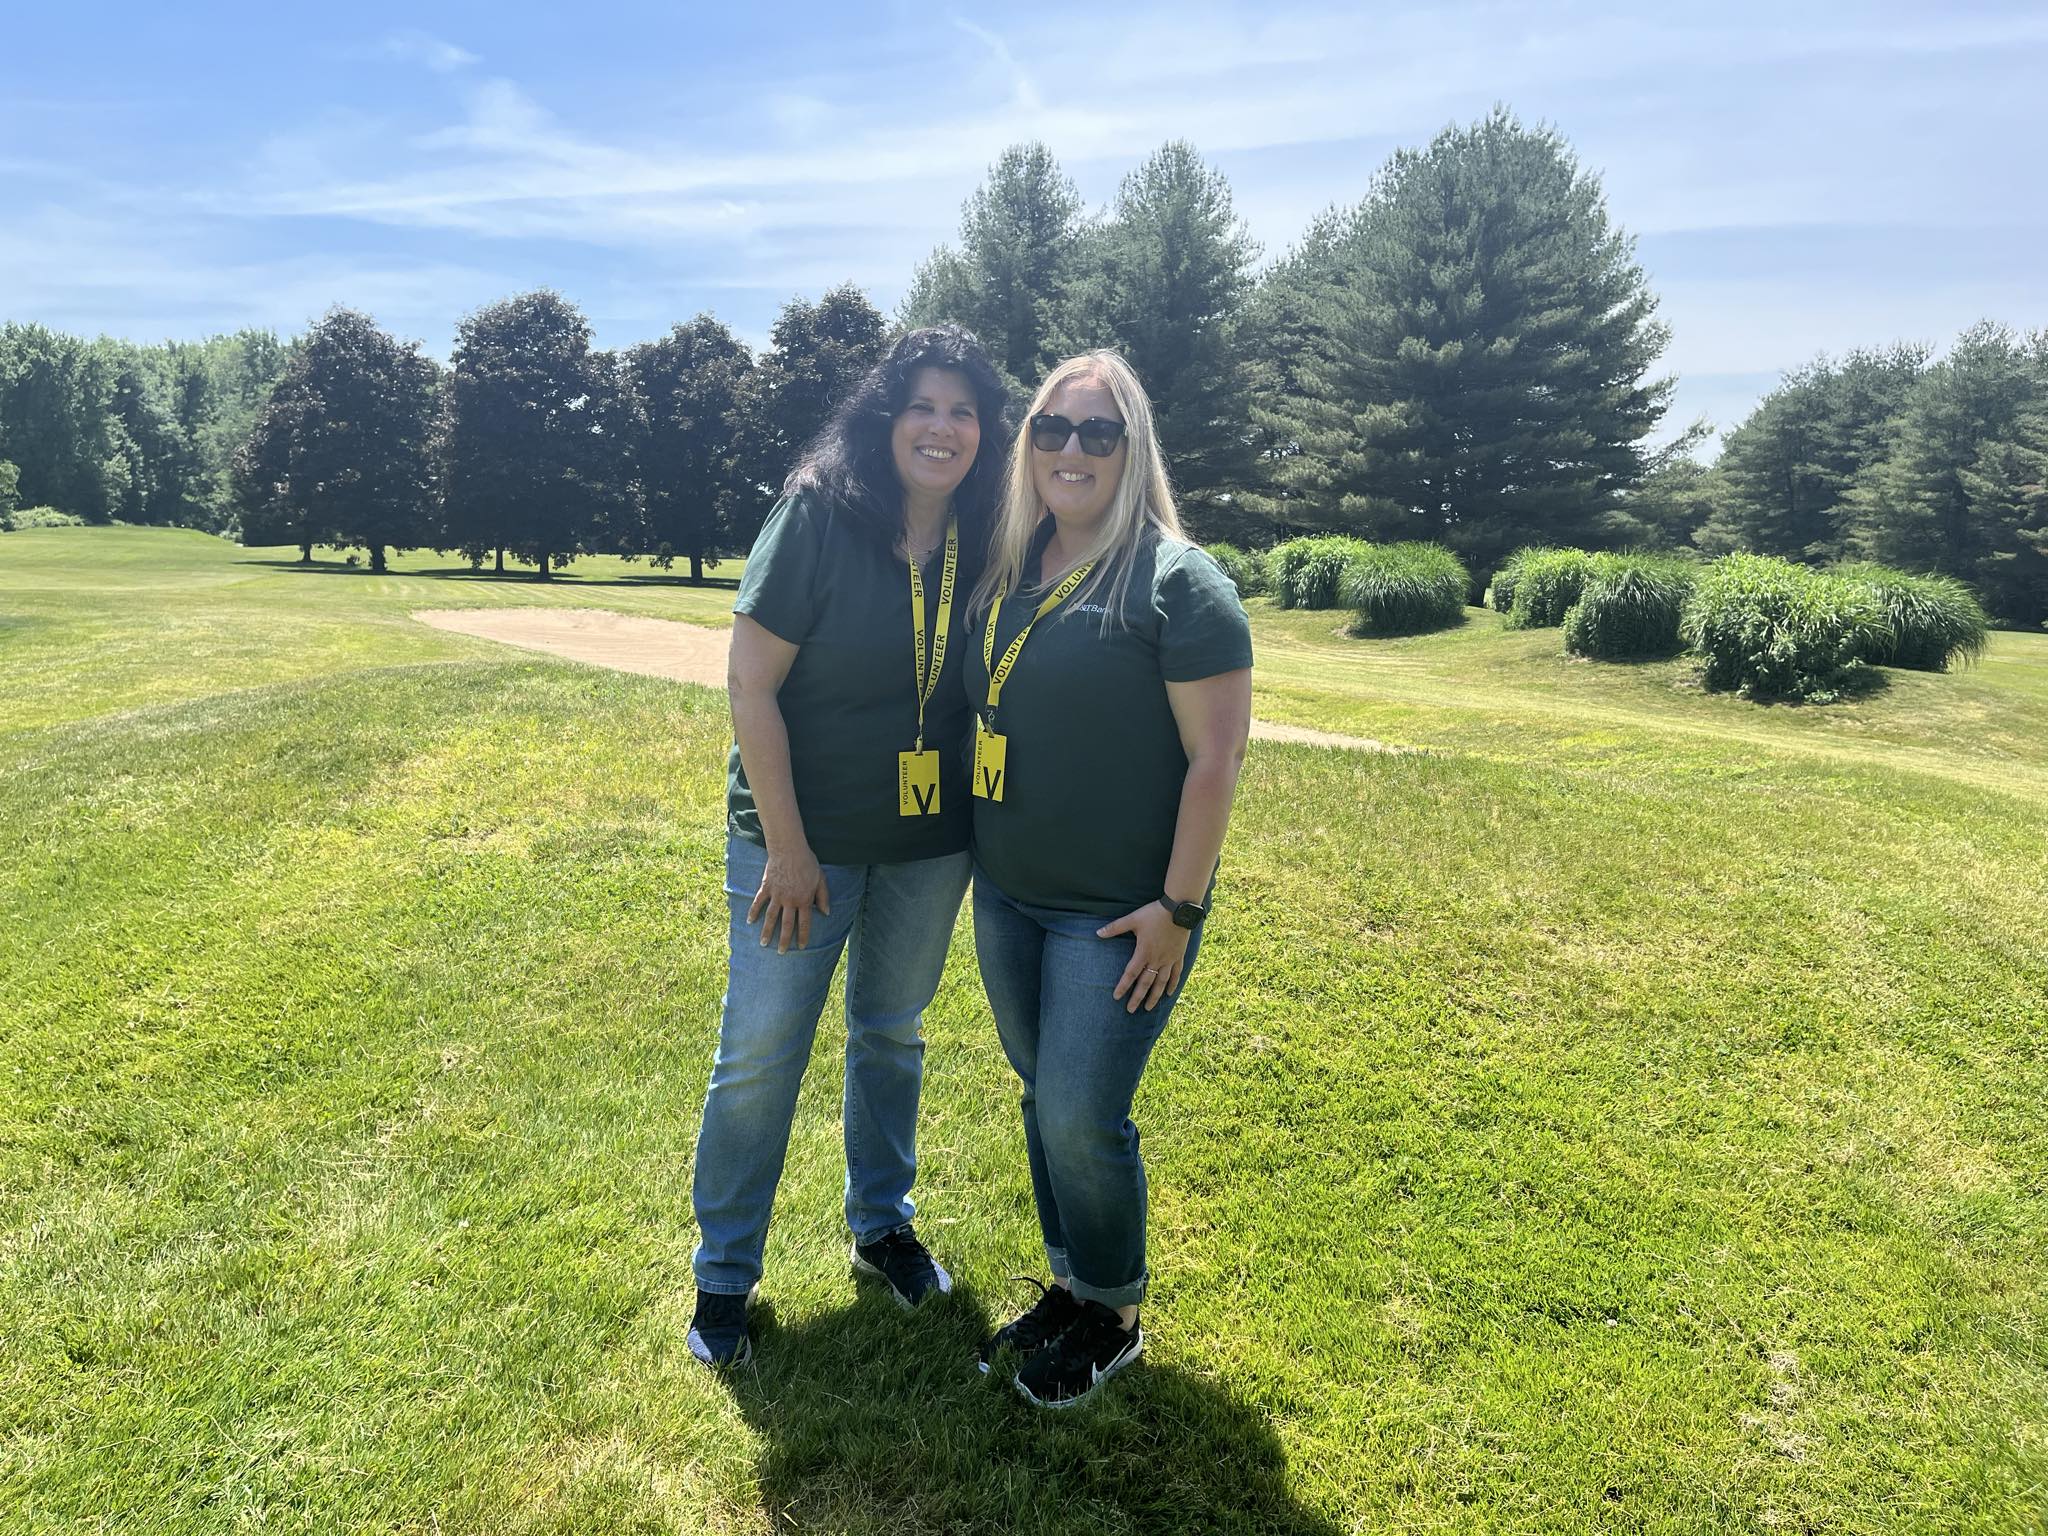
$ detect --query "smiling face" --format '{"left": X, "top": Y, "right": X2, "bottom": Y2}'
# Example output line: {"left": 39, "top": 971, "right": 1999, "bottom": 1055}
{"left": 1030, "top": 375, "right": 1126, "bottom": 536}
{"left": 890, "top": 366, "right": 981, "bottom": 514}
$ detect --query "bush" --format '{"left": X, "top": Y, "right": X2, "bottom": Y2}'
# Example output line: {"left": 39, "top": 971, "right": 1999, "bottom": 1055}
{"left": 1562, "top": 553, "right": 1700, "bottom": 660}
{"left": 1680, "top": 554, "right": 1888, "bottom": 702}
{"left": 1833, "top": 562, "right": 1989, "bottom": 671}
{"left": 1487, "top": 545, "right": 1553, "bottom": 614}
{"left": 3, "top": 506, "right": 86, "bottom": 531}
{"left": 1504, "top": 548, "right": 1594, "bottom": 628}
{"left": 1343, "top": 541, "right": 1470, "bottom": 635}
{"left": 1268, "top": 536, "right": 1369, "bottom": 609}
{"left": 1204, "top": 542, "right": 1268, "bottom": 598}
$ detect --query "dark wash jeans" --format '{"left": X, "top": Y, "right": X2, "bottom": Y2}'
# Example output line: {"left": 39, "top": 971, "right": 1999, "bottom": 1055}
{"left": 971, "top": 870, "right": 1204, "bottom": 1309}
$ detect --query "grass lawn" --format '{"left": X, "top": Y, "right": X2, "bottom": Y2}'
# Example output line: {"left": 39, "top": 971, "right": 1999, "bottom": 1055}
{"left": 2, "top": 525, "right": 2044, "bottom": 1534}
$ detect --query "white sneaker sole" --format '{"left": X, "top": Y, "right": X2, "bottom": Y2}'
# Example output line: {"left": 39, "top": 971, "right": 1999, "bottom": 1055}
{"left": 1013, "top": 1329, "right": 1143, "bottom": 1409}
{"left": 849, "top": 1243, "right": 952, "bottom": 1309}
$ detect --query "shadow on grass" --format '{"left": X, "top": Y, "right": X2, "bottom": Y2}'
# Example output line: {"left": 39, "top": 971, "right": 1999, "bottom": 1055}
{"left": 724, "top": 1283, "right": 1341, "bottom": 1536}
{"left": 1705, "top": 667, "right": 1895, "bottom": 707}
{"left": 232, "top": 558, "right": 741, "bottom": 590}
{"left": 1347, "top": 610, "right": 1472, "bottom": 640}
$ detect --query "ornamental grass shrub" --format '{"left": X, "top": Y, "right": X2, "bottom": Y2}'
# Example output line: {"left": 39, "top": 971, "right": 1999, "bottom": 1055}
{"left": 1487, "top": 546, "right": 1553, "bottom": 614}
{"left": 1504, "top": 548, "right": 1595, "bottom": 628}
{"left": 1204, "top": 542, "right": 1268, "bottom": 598}
{"left": 1680, "top": 554, "right": 1888, "bottom": 702}
{"left": 3, "top": 507, "right": 87, "bottom": 531}
{"left": 1833, "top": 562, "right": 1990, "bottom": 671}
{"left": 1268, "top": 536, "right": 1369, "bottom": 610}
{"left": 1343, "top": 541, "right": 1470, "bottom": 635}
{"left": 1562, "top": 553, "right": 1700, "bottom": 660}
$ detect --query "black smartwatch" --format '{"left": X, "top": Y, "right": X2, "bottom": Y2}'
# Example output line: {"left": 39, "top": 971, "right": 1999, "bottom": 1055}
{"left": 1158, "top": 894, "right": 1207, "bottom": 929}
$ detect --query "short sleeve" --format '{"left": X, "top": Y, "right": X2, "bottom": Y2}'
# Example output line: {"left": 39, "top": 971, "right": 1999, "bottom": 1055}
{"left": 1156, "top": 544, "right": 1254, "bottom": 682}
{"left": 734, "top": 494, "right": 821, "bottom": 644}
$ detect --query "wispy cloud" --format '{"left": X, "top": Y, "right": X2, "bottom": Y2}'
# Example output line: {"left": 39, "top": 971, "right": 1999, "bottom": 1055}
{"left": 951, "top": 18, "right": 1044, "bottom": 113}
{"left": 211, "top": 5, "right": 2048, "bottom": 258}
{"left": 371, "top": 29, "right": 479, "bottom": 74}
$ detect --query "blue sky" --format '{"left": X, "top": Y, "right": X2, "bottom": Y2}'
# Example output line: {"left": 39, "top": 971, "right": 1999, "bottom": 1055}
{"left": 5, "top": 1, "right": 2044, "bottom": 447}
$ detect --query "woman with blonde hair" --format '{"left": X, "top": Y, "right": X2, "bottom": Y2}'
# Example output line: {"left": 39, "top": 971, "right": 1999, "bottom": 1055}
{"left": 963, "top": 350, "right": 1253, "bottom": 1407}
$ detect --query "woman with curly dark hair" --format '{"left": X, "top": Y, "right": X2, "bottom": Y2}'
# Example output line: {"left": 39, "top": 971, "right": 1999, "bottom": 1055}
{"left": 686, "top": 325, "right": 1008, "bottom": 1367}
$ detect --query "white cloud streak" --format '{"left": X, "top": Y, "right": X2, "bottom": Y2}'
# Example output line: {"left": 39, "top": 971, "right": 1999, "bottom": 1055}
{"left": 374, "top": 30, "right": 480, "bottom": 74}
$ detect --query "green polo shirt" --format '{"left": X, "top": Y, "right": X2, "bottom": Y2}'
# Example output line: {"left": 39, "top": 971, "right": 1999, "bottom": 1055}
{"left": 967, "top": 524, "right": 1253, "bottom": 916}
{"left": 727, "top": 492, "right": 978, "bottom": 866}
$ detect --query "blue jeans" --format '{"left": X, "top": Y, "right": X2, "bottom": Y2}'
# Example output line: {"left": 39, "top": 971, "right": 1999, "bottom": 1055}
{"left": 691, "top": 832, "right": 971, "bottom": 1295}
{"left": 971, "top": 872, "right": 1203, "bottom": 1309}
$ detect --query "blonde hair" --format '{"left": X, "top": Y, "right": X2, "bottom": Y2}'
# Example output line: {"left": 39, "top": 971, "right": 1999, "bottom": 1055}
{"left": 969, "top": 350, "right": 1185, "bottom": 626}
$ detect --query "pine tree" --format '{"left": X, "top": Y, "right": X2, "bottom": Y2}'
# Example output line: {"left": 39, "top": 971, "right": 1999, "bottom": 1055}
{"left": 1241, "top": 209, "right": 1360, "bottom": 535}
{"left": 1707, "top": 344, "right": 1925, "bottom": 562}
{"left": 1252, "top": 110, "right": 1673, "bottom": 578}
{"left": 1066, "top": 142, "right": 1259, "bottom": 538}
{"left": 1851, "top": 323, "right": 2048, "bottom": 626}
{"left": 1604, "top": 436, "right": 1723, "bottom": 551}
{"left": 901, "top": 143, "right": 1083, "bottom": 395}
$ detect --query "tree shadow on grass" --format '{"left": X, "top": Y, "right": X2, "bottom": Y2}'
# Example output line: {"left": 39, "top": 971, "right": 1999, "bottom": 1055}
{"left": 1729, "top": 667, "right": 1894, "bottom": 707}
{"left": 232, "top": 558, "right": 741, "bottom": 590}
{"left": 724, "top": 1284, "right": 1342, "bottom": 1536}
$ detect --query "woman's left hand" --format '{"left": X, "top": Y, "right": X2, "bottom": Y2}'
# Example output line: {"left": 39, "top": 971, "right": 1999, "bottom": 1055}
{"left": 1097, "top": 902, "right": 1193, "bottom": 1014}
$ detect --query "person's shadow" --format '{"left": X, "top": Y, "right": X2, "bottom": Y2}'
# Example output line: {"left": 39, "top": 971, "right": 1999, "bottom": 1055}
{"left": 723, "top": 1281, "right": 1344, "bottom": 1535}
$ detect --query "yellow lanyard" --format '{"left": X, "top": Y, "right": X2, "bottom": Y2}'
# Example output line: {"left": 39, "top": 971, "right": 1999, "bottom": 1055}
{"left": 979, "top": 559, "right": 1095, "bottom": 724}
{"left": 907, "top": 517, "right": 959, "bottom": 752}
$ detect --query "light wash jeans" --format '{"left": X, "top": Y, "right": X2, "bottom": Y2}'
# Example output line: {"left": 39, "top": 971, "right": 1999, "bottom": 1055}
{"left": 691, "top": 832, "right": 971, "bottom": 1295}
{"left": 971, "top": 871, "right": 1203, "bottom": 1309}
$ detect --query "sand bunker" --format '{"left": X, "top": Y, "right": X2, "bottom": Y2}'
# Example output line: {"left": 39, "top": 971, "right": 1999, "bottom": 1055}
{"left": 413, "top": 607, "right": 731, "bottom": 687}
{"left": 411, "top": 607, "right": 1397, "bottom": 753}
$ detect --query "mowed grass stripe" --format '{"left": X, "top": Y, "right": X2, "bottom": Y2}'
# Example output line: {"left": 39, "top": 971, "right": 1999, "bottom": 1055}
{"left": 2, "top": 527, "right": 2045, "bottom": 1532}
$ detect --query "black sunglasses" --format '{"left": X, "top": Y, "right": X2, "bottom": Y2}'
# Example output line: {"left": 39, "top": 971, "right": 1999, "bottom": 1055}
{"left": 1029, "top": 413, "right": 1127, "bottom": 457}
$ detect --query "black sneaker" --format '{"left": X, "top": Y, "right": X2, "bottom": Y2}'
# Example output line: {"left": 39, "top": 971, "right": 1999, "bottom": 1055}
{"left": 1014, "top": 1299, "right": 1142, "bottom": 1409}
{"left": 850, "top": 1225, "right": 952, "bottom": 1308}
{"left": 686, "top": 1286, "right": 755, "bottom": 1367}
{"left": 977, "top": 1278, "right": 1083, "bottom": 1375}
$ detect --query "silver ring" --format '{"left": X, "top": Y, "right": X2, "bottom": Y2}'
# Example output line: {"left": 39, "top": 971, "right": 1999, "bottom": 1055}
{"left": 1141, "top": 967, "right": 1159, "bottom": 975}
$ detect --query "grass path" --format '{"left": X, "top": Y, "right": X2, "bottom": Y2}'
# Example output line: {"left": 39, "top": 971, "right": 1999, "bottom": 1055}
{"left": 3, "top": 527, "right": 2045, "bottom": 1534}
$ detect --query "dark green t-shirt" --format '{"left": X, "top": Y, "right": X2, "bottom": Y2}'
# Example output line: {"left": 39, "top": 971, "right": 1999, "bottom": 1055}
{"left": 727, "top": 492, "right": 979, "bottom": 866}
{"left": 966, "top": 524, "right": 1253, "bottom": 916}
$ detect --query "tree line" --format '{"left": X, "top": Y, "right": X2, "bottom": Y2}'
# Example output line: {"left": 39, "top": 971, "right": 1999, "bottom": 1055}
{"left": 2, "top": 108, "right": 2041, "bottom": 623}
{"left": 229, "top": 286, "right": 888, "bottom": 579}
{"left": 0, "top": 325, "right": 286, "bottom": 531}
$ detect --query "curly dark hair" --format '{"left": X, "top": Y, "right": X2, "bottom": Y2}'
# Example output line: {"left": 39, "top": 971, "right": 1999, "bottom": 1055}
{"left": 785, "top": 324, "right": 1010, "bottom": 553}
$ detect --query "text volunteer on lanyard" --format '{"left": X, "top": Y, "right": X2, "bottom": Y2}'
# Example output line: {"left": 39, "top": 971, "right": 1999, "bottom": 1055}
{"left": 973, "top": 560, "right": 1096, "bottom": 803}
{"left": 898, "top": 516, "right": 960, "bottom": 817}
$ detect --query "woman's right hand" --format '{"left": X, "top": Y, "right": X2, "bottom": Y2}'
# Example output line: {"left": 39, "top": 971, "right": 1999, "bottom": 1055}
{"left": 749, "top": 842, "right": 831, "bottom": 953}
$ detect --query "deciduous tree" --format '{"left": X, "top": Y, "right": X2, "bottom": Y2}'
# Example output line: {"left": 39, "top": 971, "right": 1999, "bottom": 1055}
{"left": 625, "top": 316, "right": 755, "bottom": 581}
{"left": 442, "top": 291, "right": 611, "bottom": 579}
{"left": 232, "top": 307, "right": 439, "bottom": 572}
{"left": 736, "top": 285, "right": 886, "bottom": 544}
